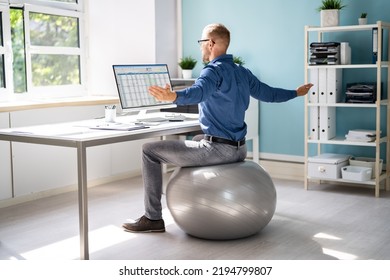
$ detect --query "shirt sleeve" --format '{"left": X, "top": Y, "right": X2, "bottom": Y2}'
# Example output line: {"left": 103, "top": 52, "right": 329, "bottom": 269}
{"left": 174, "top": 66, "right": 219, "bottom": 105}
{"left": 248, "top": 69, "right": 297, "bottom": 103}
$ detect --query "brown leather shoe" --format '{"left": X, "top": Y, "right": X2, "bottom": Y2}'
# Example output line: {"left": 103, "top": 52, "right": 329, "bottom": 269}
{"left": 122, "top": 215, "right": 165, "bottom": 233}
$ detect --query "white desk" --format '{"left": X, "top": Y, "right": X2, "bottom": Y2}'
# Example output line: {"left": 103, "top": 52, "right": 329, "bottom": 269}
{"left": 0, "top": 113, "right": 200, "bottom": 260}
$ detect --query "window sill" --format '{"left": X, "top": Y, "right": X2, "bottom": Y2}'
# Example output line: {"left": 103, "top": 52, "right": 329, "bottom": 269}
{"left": 0, "top": 96, "right": 119, "bottom": 113}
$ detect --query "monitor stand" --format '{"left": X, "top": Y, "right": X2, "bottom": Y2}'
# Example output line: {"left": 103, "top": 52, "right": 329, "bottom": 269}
{"left": 137, "top": 109, "right": 148, "bottom": 118}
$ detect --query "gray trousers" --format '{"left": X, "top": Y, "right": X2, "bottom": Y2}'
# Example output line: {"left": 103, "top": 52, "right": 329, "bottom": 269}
{"left": 142, "top": 135, "right": 247, "bottom": 220}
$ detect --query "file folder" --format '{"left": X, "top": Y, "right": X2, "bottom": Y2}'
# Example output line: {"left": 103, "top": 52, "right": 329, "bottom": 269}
{"left": 319, "top": 107, "right": 336, "bottom": 140}
{"left": 326, "top": 68, "right": 342, "bottom": 103}
{"left": 309, "top": 69, "right": 319, "bottom": 103}
{"left": 318, "top": 68, "right": 327, "bottom": 103}
{"left": 372, "top": 27, "right": 378, "bottom": 63}
{"left": 309, "top": 106, "right": 319, "bottom": 140}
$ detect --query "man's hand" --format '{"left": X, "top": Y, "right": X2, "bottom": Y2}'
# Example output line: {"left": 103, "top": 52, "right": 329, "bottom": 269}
{"left": 296, "top": 83, "right": 314, "bottom": 96}
{"left": 148, "top": 84, "right": 177, "bottom": 102}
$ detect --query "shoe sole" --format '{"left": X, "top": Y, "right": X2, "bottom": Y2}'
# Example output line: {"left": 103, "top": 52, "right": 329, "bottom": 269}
{"left": 122, "top": 225, "right": 165, "bottom": 233}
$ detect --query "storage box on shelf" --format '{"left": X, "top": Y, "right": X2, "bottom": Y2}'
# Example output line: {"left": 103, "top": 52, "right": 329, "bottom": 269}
{"left": 303, "top": 21, "right": 390, "bottom": 197}
{"left": 341, "top": 166, "right": 372, "bottom": 182}
{"left": 349, "top": 157, "right": 383, "bottom": 179}
{"left": 308, "top": 153, "right": 350, "bottom": 179}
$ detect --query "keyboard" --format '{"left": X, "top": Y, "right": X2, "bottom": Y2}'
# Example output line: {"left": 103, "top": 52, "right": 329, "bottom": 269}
{"left": 136, "top": 117, "right": 168, "bottom": 122}
{"left": 167, "top": 114, "right": 186, "bottom": 121}
{"left": 136, "top": 115, "right": 187, "bottom": 122}
{"left": 89, "top": 123, "right": 149, "bottom": 131}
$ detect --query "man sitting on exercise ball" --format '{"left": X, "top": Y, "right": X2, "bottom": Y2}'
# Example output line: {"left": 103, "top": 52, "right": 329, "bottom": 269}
{"left": 122, "top": 23, "right": 312, "bottom": 233}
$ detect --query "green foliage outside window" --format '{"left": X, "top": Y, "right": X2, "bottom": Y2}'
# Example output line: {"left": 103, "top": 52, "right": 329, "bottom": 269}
{"left": 10, "top": 9, "right": 26, "bottom": 93}
{"left": 10, "top": 8, "right": 81, "bottom": 93}
{"left": 32, "top": 54, "right": 80, "bottom": 86}
{"left": 29, "top": 12, "right": 79, "bottom": 47}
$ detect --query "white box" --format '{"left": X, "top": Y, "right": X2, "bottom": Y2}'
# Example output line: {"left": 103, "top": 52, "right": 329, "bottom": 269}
{"left": 308, "top": 153, "right": 350, "bottom": 179}
{"left": 349, "top": 157, "right": 383, "bottom": 179}
{"left": 340, "top": 42, "right": 351, "bottom": 65}
{"left": 341, "top": 166, "right": 372, "bottom": 181}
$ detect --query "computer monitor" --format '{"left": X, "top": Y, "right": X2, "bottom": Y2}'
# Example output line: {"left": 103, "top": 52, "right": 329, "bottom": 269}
{"left": 113, "top": 64, "right": 177, "bottom": 114}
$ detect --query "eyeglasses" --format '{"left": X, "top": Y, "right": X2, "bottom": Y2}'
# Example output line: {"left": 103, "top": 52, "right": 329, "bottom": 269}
{"left": 197, "top": 39, "right": 215, "bottom": 45}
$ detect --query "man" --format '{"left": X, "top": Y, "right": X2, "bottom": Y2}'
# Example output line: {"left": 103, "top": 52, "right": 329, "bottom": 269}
{"left": 122, "top": 23, "right": 313, "bottom": 233}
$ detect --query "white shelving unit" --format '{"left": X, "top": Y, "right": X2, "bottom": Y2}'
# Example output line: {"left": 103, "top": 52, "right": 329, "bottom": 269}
{"left": 304, "top": 21, "right": 390, "bottom": 197}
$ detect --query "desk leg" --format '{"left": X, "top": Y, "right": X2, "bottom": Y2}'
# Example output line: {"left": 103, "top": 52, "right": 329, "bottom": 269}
{"left": 77, "top": 142, "right": 89, "bottom": 260}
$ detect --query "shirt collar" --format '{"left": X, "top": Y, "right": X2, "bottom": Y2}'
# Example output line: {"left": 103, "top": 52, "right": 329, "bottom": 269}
{"left": 210, "top": 54, "right": 233, "bottom": 64}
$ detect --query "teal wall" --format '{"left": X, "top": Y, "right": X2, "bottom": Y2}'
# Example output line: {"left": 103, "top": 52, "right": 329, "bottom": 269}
{"left": 181, "top": 0, "right": 390, "bottom": 159}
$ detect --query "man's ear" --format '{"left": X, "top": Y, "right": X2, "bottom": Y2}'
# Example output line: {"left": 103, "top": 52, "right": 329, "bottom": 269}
{"left": 208, "top": 41, "right": 215, "bottom": 51}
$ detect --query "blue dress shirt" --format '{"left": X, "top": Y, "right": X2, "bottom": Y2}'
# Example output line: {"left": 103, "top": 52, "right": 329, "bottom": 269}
{"left": 174, "top": 54, "right": 297, "bottom": 141}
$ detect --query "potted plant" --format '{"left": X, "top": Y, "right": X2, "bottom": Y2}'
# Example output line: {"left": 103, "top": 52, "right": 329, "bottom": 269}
{"left": 359, "top": 13, "right": 367, "bottom": 25}
{"left": 178, "top": 56, "right": 197, "bottom": 79}
{"left": 233, "top": 56, "right": 245, "bottom": 66}
{"left": 317, "top": 0, "right": 346, "bottom": 27}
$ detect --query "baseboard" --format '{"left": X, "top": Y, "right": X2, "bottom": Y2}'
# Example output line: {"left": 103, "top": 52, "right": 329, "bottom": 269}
{"left": 259, "top": 159, "right": 304, "bottom": 181}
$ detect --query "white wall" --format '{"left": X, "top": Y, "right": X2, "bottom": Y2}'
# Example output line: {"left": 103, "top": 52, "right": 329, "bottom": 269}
{"left": 155, "top": 0, "right": 179, "bottom": 77}
{"left": 86, "top": 0, "right": 178, "bottom": 96}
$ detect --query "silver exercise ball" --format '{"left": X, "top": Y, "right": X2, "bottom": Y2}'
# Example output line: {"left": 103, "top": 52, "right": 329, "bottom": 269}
{"left": 166, "top": 161, "right": 276, "bottom": 240}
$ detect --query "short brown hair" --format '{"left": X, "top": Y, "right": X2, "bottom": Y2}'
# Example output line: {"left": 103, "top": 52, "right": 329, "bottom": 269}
{"left": 204, "top": 23, "right": 230, "bottom": 49}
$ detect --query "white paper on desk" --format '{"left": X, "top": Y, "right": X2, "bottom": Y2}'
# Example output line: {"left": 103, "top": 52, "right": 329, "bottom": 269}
{"left": 8, "top": 125, "right": 90, "bottom": 136}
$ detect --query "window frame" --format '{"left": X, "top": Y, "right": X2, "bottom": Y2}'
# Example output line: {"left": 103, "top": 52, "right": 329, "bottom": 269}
{"left": 23, "top": 4, "right": 86, "bottom": 97}
{"left": 8, "top": 0, "right": 82, "bottom": 12}
{"left": 0, "top": 4, "right": 13, "bottom": 100}
{"left": 0, "top": 0, "right": 85, "bottom": 100}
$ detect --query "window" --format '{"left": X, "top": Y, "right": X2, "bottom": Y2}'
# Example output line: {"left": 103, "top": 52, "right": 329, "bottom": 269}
{"left": 0, "top": 0, "right": 84, "bottom": 98}
{"left": 0, "top": 12, "right": 5, "bottom": 89}
{"left": 0, "top": 4, "right": 12, "bottom": 98}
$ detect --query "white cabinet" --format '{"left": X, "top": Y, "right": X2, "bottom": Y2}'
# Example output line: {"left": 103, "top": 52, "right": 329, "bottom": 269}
{"left": 304, "top": 21, "right": 390, "bottom": 197}
{"left": 0, "top": 112, "right": 12, "bottom": 200}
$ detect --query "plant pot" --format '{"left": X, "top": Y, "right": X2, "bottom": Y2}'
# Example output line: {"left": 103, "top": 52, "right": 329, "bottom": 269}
{"left": 358, "top": 18, "right": 367, "bottom": 25}
{"left": 320, "top": 9, "right": 340, "bottom": 27}
{"left": 182, "top": 69, "right": 193, "bottom": 79}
